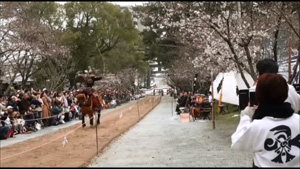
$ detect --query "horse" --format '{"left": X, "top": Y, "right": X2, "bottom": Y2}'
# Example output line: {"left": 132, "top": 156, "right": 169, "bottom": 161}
{"left": 76, "top": 93, "right": 94, "bottom": 128}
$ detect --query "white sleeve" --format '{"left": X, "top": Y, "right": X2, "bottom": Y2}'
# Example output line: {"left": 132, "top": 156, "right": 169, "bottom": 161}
{"left": 286, "top": 84, "right": 300, "bottom": 112}
{"left": 0, "top": 103, "right": 6, "bottom": 110}
{"left": 231, "top": 115, "right": 257, "bottom": 152}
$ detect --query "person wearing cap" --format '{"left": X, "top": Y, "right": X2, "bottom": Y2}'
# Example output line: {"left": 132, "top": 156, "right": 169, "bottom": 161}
{"left": 231, "top": 73, "right": 300, "bottom": 167}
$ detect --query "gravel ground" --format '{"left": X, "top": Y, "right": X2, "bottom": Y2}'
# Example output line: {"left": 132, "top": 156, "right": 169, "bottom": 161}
{"left": 89, "top": 96, "right": 253, "bottom": 167}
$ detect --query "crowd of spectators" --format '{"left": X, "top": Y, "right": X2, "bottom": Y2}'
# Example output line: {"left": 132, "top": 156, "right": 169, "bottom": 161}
{"left": 0, "top": 87, "right": 133, "bottom": 140}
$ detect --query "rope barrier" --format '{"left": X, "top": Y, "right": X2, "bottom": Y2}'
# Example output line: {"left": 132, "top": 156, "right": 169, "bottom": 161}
{"left": 0, "top": 96, "right": 160, "bottom": 161}
{"left": 0, "top": 115, "right": 95, "bottom": 161}
{"left": 0, "top": 114, "right": 61, "bottom": 122}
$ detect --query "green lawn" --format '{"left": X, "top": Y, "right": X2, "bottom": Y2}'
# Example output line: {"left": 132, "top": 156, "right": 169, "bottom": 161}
{"left": 210, "top": 102, "right": 241, "bottom": 143}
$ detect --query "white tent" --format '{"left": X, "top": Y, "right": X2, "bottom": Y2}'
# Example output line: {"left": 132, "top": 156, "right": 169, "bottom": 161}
{"left": 210, "top": 71, "right": 254, "bottom": 105}
{"left": 278, "top": 55, "right": 299, "bottom": 84}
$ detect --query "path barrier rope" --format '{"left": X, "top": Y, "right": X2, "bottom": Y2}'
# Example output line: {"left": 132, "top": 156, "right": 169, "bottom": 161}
{"left": 0, "top": 115, "right": 95, "bottom": 161}
{"left": 0, "top": 96, "right": 161, "bottom": 162}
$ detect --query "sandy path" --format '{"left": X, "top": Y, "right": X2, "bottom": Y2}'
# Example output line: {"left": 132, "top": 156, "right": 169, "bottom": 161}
{"left": 0, "top": 96, "right": 160, "bottom": 167}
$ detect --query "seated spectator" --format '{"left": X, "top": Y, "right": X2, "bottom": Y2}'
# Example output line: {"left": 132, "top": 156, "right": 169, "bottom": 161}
{"left": 0, "top": 125, "right": 11, "bottom": 140}
{"left": 7, "top": 96, "right": 19, "bottom": 112}
{"left": 19, "top": 93, "right": 36, "bottom": 132}
{"left": 176, "top": 92, "right": 188, "bottom": 114}
{"left": 31, "top": 94, "right": 43, "bottom": 128}
{"left": 31, "top": 94, "right": 42, "bottom": 118}
{"left": 0, "top": 108, "right": 14, "bottom": 139}
{"left": 11, "top": 111, "right": 25, "bottom": 134}
{"left": 51, "top": 100, "right": 65, "bottom": 125}
{"left": 0, "top": 96, "right": 7, "bottom": 114}
{"left": 70, "top": 103, "right": 79, "bottom": 119}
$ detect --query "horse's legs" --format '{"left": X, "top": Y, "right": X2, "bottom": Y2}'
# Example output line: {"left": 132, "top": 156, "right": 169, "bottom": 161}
{"left": 82, "top": 114, "right": 86, "bottom": 128}
{"left": 97, "top": 110, "right": 101, "bottom": 125}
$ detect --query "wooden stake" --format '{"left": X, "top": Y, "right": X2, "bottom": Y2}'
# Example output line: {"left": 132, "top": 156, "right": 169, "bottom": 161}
{"left": 288, "top": 35, "right": 292, "bottom": 82}
{"left": 171, "top": 98, "right": 173, "bottom": 117}
{"left": 137, "top": 100, "right": 140, "bottom": 120}
{"left": 95, "top": 120, "right": 99, "bottom": 155}
{"left": 211, "top": 70, "right": 215, "bottom": 129}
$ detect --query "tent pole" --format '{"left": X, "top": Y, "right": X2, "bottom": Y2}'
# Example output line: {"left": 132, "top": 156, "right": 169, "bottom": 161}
{"left": 211, "top": 70, "right": 215, "bottom": 129}
{"left": 288, "top": 33, "right": 291, "bottom": 82}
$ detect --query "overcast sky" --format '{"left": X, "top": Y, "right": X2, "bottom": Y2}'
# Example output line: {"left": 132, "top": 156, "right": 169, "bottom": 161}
{"left": 56, "top": 1, "right": 148, "bottom": 6}
{"left": 109, "top": 1, "right": 148, "bottom": 6}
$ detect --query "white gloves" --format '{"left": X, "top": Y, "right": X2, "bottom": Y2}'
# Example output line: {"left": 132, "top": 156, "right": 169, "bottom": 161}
{"left": 240, "top": 106, "right": 256, "bottom": 119}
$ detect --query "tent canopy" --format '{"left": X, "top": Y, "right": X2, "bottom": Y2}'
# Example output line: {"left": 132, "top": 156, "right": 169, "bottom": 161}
{"left": 210, "top": 71, "right": 254, "bottom": 105}
{"left": 278, "top": 55, "right": 299, "bottom": 83}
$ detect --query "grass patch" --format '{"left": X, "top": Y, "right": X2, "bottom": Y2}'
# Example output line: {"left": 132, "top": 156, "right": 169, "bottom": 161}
{"left": 209, "top": 102, "right": 241, "bottom": 143}
{"left": 213, "top": 102, "right": 240, "bottom": 129}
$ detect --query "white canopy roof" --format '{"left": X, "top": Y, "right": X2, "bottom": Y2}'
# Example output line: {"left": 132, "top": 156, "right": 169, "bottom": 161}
{"left": 210, "top": 71, "right": 254, "bottom": 105}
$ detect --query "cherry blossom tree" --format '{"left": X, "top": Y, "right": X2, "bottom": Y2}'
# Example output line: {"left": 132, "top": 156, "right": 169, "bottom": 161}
{"left": 138, "top": 2, "right": 289, "bottom": 88}
{"left": 269, "top": 1, "right": 300, "bottom": 83}
{"left": 0, "top": 2, "right": 71, "bottom": 93}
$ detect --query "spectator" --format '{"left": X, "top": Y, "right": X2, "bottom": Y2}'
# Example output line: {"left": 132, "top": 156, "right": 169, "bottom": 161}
{"left": 7, "top": 96, "right": 19, "bottom": 112}
{"left": 0, "top": 123, "right": 11, "bottom": 140}
{"left": 175, "top": 92, "right": 188, "bottom": 114}
{"left": 207, "top": 92, "right": 212, "bottom": 104}
{"left": 18, "top": 93, "right": 36, "bottom": 132}
{"left": 0, "top": 107, "right": 13, "bottom": 139}
{"left": 31, "top": 94, "right": 43, "bottom": 128}
{"left": 231, "top": 73, "right": 300, "bottom": 167}
{"left": 252, "top": 58, "right": 300, "bottom": 113}
{"left": 51, "top": 100, "right": 65, "bottom": 125}
{"left": 0, "top": 96, "right": 6, "bottom": 115}
{"left": 41, "top": 91, "right": 50, "bottom": 127}
{"left": 11, "top": 111, "right": 25, "bottom": 135}
{"left": 109, "top": 97, "right": 117, "bottom": 108}
{"left": 61, "top": 92, "right": 71, "bottom": 122}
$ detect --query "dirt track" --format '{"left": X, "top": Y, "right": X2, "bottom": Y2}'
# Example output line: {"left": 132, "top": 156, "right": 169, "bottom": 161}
{"left": 0, "top": 96, "right": 160, "bottom": 167}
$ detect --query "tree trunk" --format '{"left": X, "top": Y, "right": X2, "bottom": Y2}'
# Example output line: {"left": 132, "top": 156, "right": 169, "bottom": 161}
{"left": 227, "top": 42, "right": 251, "bottom": 88}
{"left": 4, "top": 74, "right": 17, "bottom": 96}
{"left": 244, "top": 45, "right": 256, "bottom": 81}
{"left": 21, "top": 76, "right": 29, "bottom": 89}
{"left": 273, "top": 3, "right": 284, "bottom": 62}
{"left": 289, "top": 3, "right": 300, "bottom": 84}
{"left": 298, "top": 3, "right": 300, "bottom": 83}
{"left": 273, "top": 29, "right": 279, "bottom": 62}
